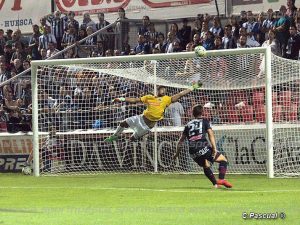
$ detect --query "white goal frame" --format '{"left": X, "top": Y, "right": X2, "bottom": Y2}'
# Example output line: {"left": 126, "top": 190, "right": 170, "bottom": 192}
{"left": 31, "top": 47, "right": 274, "bottom": 177}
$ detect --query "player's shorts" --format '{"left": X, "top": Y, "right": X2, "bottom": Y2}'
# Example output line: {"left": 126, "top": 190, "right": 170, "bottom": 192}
{"left": 191, "top": 146, "right": 214, "bottom": 167}
{"left": 126, "top": 115, "right": 151, "bottom": 139}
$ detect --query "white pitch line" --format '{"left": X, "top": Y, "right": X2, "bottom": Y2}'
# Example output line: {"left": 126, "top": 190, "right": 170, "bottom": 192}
{"left": 0, "top": 186, "right": 300, "bottom": 194}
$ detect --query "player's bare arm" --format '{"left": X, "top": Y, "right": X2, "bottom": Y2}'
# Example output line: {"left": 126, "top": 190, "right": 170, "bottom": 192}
{"left": 171, "top": 81, "right": 202, "bottom": 103}
{"left": 113, "top": 97, "right": 142, "bottom": 103}
{"left": 173, "top": 133, "right": 186, "bottom": 160}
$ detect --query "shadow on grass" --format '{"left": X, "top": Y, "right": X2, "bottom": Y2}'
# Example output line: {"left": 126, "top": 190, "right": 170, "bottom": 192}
{"left": 0, "top": 208, "right": 40, "bottom": 214}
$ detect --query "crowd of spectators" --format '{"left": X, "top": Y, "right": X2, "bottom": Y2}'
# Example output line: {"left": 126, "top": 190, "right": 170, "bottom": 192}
{"left": 0, "top": 0, "right": 300, "bottom": 133}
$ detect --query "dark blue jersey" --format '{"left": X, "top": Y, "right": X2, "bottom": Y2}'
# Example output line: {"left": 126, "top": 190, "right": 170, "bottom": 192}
{"left": 183, "top": 118, "right": 211, "bottom": 154}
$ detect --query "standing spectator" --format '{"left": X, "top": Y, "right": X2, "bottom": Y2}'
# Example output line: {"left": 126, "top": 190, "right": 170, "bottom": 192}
{"left": 178, "top": 18, "right": 191, "bottom": 49}
{"left": 85, "top": 26, "right": 97, "bottom": 45}
{"left": 96, "top": 12, "right": 113, "bottom": 51}
{"left": 262, "top": 9, "right": 276, "bottom": 41}
{"left": 202, "top": 31, "right": 215, "bottom": 50}
{"left": 286, "top": 0, "right": 297, "bottom": 19}
{"left": 46, "top": 42, "right": 60, "bottom": 59}
{"left": 46, "top": 11, "right": 67, "bottom": 50}
{"left": 0, "top": 29, "right": 6, "bottom": 52}
{"left": 115, "top": 7, "right": 130, "bottom": 51}
{"left": 228, "top": 15, "right": 240, "bottom": 41}
{"left": 38, "top": 26, "right": 57, "bottom": 51}
{"left": 257, "top": 12, "right": 266, "bottom": 45}
{"left": 242, "top": 11, "right": 260, "bottom": 42}
{"left": 191, "top": 15, "right": 203, "bottom": 38}
{"left": 210, "top": 16, "right": 224, "bottom": 37}
{"left": 155, "top": 32, "right": 167, "bottom": 53}
{"left": 286, "top": 24, "right": 300, "bottom": 59}
{"left": 145, "top": 23, "right": 159, "bottom": 50}
{"left": 222, "top": 24, "right": 237, "bottom": 49}
{"left": 262, "top": 30, "right": 281, "bottom": 56}
{"left": 200, "top": 21, "right": 209, "bottom": 41}
{"left": 11, "top": 46, "right": 26, "bottom": 65}
{"left": 77, "top": 28, "right": 87, "bottom": 41}
{"left": 61, "top": 23, "right": 77, "bottom": 49}
{"left": 239, "top": 10, "right": 248, "bottom": 27}
{"left": 165, "top": 102, "right": 185, "bottom": 126}
{"left": 3, "top": 44, "right": 13, "bottom": 65}
{"left": 138, "top": 16, "right": 150, "bottom": 36}
{"left": 40, "top": 48, "right": 47, "bottom": 60}
{"left": 274, "top": 5, "right": 291, "bottom": 57}
{"left": 29, "top": 25, "right": 41, "bottom": 60}
{"left": 133, "top": 35, "right": 150, "bottom": 54}
{"left": 66, "top": 11, "right": 79, "bottom": 32}
{"left": 80, "top": 12, "right": 96, "bottom": 32}
{"left": 39, "top": 17, "right": 48, "bottom": 35}
{"left": 0, "top": 62, "right": 10, "bottom": 83}
{"left": 5, "top": 29, "right": 13, "bottom": 42}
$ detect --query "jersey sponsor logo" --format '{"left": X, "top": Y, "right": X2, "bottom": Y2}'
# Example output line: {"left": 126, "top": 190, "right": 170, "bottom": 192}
{"left": 189, "top": 134, "right": 203, "bottom": 141}
{"left": 190, "top": 146, "right": 210, "bottom": 158}
{"left": 148, "top": 102, "right": 161, "bottom": 106}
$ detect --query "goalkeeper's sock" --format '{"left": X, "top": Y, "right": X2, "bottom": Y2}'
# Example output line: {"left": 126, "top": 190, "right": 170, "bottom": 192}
{"left": 203, "top": 167, "right": 217, "bottom": 185}
{"left": 114, "top": 125, "right": 125, "bottom": 136}
{"left": 218, "top": 161, "right": 228, "bottom": 180}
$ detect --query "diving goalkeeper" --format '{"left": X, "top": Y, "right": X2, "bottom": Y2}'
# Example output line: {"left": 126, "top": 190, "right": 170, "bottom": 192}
{"left": 105, "top": 82, "right": 201, "bottom": 142}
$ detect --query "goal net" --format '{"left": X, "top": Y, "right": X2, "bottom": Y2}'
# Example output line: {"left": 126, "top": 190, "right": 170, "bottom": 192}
{"left": 31, "top": 48, "right": 300, "bottom": 177}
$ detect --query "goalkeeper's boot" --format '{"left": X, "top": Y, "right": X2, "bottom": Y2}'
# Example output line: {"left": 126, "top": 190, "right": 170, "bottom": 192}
{"left": 217, "top": 179, "right": 233, "bottom": 188}
{"left": 104, "top": 135, "right": 118, "bottom": 143}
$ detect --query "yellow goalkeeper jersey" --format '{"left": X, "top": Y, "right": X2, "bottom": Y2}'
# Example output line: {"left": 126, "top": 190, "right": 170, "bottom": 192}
{"left": 140, "top": 95, "right": 172, "bottom": 122}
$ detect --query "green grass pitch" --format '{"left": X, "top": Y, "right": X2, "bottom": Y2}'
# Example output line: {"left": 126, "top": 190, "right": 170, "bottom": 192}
{"left": 0, "top": 174, "right": 299, "bottom": 225}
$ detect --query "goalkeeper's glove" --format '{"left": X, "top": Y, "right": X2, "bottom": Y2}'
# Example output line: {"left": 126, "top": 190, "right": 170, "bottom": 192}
{"left": 189, "top": 81, "right": 203, "bottom": 91}
{"left": 112, "top": 97, "right": 126, "bottom": 103}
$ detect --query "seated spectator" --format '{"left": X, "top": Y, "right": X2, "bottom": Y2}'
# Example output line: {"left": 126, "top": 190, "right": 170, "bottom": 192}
{"left": 239, "top": 27, "right": 260, "bottom": 47}
{"left": 169, "top": 23, "right": 182, "bottom": 44}
{"left": 5, "top": 29, "right": 13, "bottom": 42}
{"left": 165, "top": 32, "right": 177, "bottom": 53}
{"left": 257, "top": 12, "right": 266, "bottom": 45}
{"left": 40, "top": 48, "right": 47, "bottom": 60}
{"left": 0, "top": 62, "right": 10, "bottom": 86}
{"left": 10, "top": 46, "right": 26, "bottom": 64}
{"left": 171, "top": 40, "right": 181, "bottom": 52}
{"left": 96, "top": 12, "right": 113, "bottom": 51}
{"left": 222, "top": 24, "right": 237, "bottom": 49}
{"left": 192, "top": 33, "right": 201, "bottom": 47}
{"left": 3, "top": 44, "right": 13, "bottom": 65}
{"left": 178, "top": 18, "right": 192, "bottom": 49}
{"left": 242, "top": 11, "right": 260, "bottom": 42}
{"left": 77, "top": 28, "right": 87, "bottom": 41}
{"left": 46, "top": 42, "right": 60, "bottom": 59}
{"left": 213, "top": 36, "right": 224, "bottom": 50}
{"left": 210, "top": 16, "right": 224, "bottom": 37}
{"left": 29, "top": 24, "right": 42, "bottom": 60}
{"left": 237, "top": 34, "right": 250, "bottom": 48}
{"left": 13, "top": 59, "right": 24, "bottom": 74}
{"left": 0, "top": 29, "right": 6, "bottom": 53}
{"left": 64, "top": 45, "right": 78, "bottom": 59}
{"left": 154, "top": 32, "right": 167, "bottom": 53}
{"left": 286, "top": 24, "right": 300, "bottom": 59}
{"left": 80, "top": 12, "right": 96, "bottom": 32}
{"left": 138, "top": 16, "right": 150, "bottom": 36}
{"left": 133, "top": 34, "right": 150, "bottom": 54}
{"left": 262, "top": 30, "right": 281, "bottom": 56}
{"left": 202, "top": 31, "right": 215, "bottom": 50}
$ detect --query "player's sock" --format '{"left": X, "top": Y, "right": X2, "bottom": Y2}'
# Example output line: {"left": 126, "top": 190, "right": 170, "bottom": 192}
{"left": 218, "top": 161, "right": 228, "bottom": 180}
{"left": 203, "top": 167, "right": 217, "bottom": 185}
{"left": 114, "top": 125, "right": 125, "bottom": 136}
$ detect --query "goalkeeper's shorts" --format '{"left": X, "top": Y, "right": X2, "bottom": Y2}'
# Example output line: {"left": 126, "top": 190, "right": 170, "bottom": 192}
{"left": 126, "top": 115, "right": 151, "bottom": 139}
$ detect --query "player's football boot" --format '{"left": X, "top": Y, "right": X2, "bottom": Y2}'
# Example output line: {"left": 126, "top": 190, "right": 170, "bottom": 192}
{"left": 104, "top": 135, "right": 118, "bottom": 142}
{"left": 217, "top": 179, "right": 233, "bottom": 188}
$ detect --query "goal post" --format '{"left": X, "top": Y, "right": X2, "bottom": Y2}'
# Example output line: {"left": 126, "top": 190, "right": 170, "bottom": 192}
{"left": 31, "top": 47, "right": 300, "bottom": 177}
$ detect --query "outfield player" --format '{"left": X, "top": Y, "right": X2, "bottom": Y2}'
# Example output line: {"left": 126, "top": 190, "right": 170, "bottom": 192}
{"left": 105, "top": 83, "right": 201, "bottom": 142}
{"left": 173, "top": 104, "right": 232, "bottom": 188}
